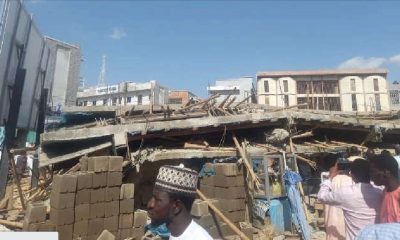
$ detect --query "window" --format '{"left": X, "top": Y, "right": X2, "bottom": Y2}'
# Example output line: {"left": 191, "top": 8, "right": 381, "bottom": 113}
{"left": 264, "top": 81, "right": 269, "bottom": 93}
{"left": 374, "top": 78, "right": 379, "bottom": 91}
{"left": 264, "top": 96, "right": 269, "bottom": 105}
{"left": 283, "top": 80, "right": 288, "bottom": 93}
{"left": 375, "top": 94, "right": 381, "bottom": 111}
{"left": 138, "top": 95, "right": 142, "bottom": 105}
{"left": 284, "top": 95, "right": 289, "bottom": 107}
{"left": 83, "top": 101, "right": 87, "bottom": 106}
{"left": 351, "top": 94, "right": 357, "bottom": 111}
{"left": 103, "top": 99, "right": 108, "bottom": 106}
{"left": 112, "top": 98, "right": 117, "bottom": 106}
{"left": 350, "top": 79, "right": 356, "bottom": 91}
{"left": 127, "top": 97, "right": 131, "bottom": 103}
{"left": 169, "top": 98, "right": 183, "bottom": 104}
{"left": 92, "top": 101, "right": 96, "bottom": 106}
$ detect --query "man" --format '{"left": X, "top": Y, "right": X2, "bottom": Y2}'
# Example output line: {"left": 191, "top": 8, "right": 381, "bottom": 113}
{"left": 355, "top": 223, "right": 400, "bottom": 240}
{"left": 147, "top": 165, "right": 212, "bottom": 240}
{"left": 318, "top": 159, "right": 383, "bottom": 240}
{"left": 347, "top": 146, "right": 364, "bottom": 162}
{"left": 370, "top": 154, "right": 400, "bottom": 223}
{"left": 323, "top": 154, "right": 354, "bottom": 240}
{"left": 392, "top": 144, "right": 400, "bottom": 179}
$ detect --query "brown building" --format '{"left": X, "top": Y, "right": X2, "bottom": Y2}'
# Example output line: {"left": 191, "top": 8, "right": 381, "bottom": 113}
{"left": 168, "top": 90, "right": 199, "bottom": 105}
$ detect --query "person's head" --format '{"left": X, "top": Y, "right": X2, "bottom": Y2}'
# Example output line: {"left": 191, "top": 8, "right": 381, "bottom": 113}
{"left": 370, "top": 154, "right": 399, "bottom": 186}
{"left": 147, "top": 165, "right": 198, "bottom": 226}
{"left": 381, "top": 150, "right": 392, "bottom": 157}
{"left": 365, "top": 148, "right": 375, "bottom": 160}
{"left": 349, "top": 159, "right": 370, "bottom": 183}
{"left": 349, "top": 146, "right": 360, "bottom": 156}
{"left": 323, "top": 153, "right": 338, "bottom": 171}
{"left": 394, "top": 144, "right": 400, "bottom": 156}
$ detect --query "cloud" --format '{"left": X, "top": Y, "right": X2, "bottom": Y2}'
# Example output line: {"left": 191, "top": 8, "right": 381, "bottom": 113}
{"left": 389, "top": 54, "right": 400, "bottom": 65}
{"left": 338, "top": 54, "right": 400, "bottom": 69}
{"left": 109, "top": 27, "right": 127, "bottom": 40}
{"left": 338, "top": 56, "right": 386, "bottom": 69}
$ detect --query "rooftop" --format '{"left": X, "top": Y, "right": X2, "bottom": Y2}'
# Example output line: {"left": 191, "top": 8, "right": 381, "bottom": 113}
{"left": 257, "top": 68, "right": 388, "bottom": 78}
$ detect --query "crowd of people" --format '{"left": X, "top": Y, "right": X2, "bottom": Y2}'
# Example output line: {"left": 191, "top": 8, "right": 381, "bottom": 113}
{"left": 318, "top": 146, "right": 400, "bottom": 240}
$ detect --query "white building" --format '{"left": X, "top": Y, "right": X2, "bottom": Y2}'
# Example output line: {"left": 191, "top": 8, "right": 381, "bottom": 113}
{"left": 257, "top": 69, "right": 390, "bottom": 112}
{"left": 389, "top": 81, "right": 400, "bottom": 110}
{"left": 76, "top": 80, "right": 168, "bottom": 107}
{"left": 207, "top": 77, "right": 254, "bottom": 103}
{"left": 45, "top": 37, "right": 81, "bottom": 111}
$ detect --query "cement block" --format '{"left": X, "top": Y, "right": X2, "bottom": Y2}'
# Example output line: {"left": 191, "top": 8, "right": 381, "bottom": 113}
{"left": 214, "top": 163, "right": 242, "bottom": 176}
{"left": 199, "top": 184, "right": 215, "bottom": 198}
{"left": 25, "top": 201, "right": 47, "bottom": 223}
{"left": 53, "top": 174, "right": 77, "bottom": 193}
{"left": 120, "top": 184, "right": 135, "bottom": 200}
{"left": 107, "top": 172, "right": 122, "bottom": 187}
{"left": 200, "top": 175, "right": 215, "bottom": 186}
{"left": 76, "top": 189, "right": 91, "bottom": 205}
{"left": 220, "top": 210, "right": 245, "bottom": 223}
{"left": 190, "top": 199, "right": 209, "bottom": 217}
{"left": 73, "top": 220, "right": 89, "bottom": 238}
{"left": 119, "top": 199, "right": 134, "bottom": 214}
{"left": 214, "top": 175, "right": 244, "bottom": 187}
{"left": 50, "top": 207, "right": 74, "bottom": 225}
{"left": 80, "top": 156, "right": 89, "bottom": 171}
{"left": 77, "top": 172, "right": 93, "bottom": 190}
{"left": 75, "top": 204, "right": 90, "bottom": 221}
{"left": 239, "top": 222, "right": 253, "bottom": 240}
{"left": 119, "top": 228, "right": 132, "bottom": 240}
{"left": 56, "top": 224, "right": 73, "bottom": 240}
{"left": 105, "top": 201, "right": 119, "bottom": 217}
{"left": 214, "top": 186, "right": 245, "bottom": 199}
{"left": 97, "top": 229, "right": 116, "bottom": 240}
{"left": 132, "top": 227, "right": 145, "bottom": 240}
{"left": 193, "top": 214, "right": 214, "bottom": 228}
{"left": 91, "top": 188, "right": 106, "bottom": 203}
{"left": 25, "top": 220, "right": 56, "bottom": 232}
{"left": 108, "top": 156, "right": 123, "bottom": 172}
{"left": 133, "top": 210, "right": 148, "bottom": 228}
{"left": 93, "top": 172, "right": 107, "bottom": 188}
{"left": 105, "top": 187, "right": 120, "bottom": 202}
{"left": 90, "top": 202, "right": 105, "bottom": 219}
{"left": 88, "top": 218, "right": 104, "bottom": 236}
{"left": 220, "top": 199, "right": 246, "bottom": 212}
{"left": 50, "top": 192, "right": 75, "bottom": 209}
{"left": 119, "top": 213, "right": 133, "bottom": 228}
{"left": 88, "top": 156, "right": 109, "bottom": 172}
{"left": 104, "top": 216, "right": 119, "bottom": 232}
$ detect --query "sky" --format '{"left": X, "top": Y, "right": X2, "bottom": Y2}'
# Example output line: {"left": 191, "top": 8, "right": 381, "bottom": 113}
{"left": 25, "top": 0, "right": 400, "bottom": 98}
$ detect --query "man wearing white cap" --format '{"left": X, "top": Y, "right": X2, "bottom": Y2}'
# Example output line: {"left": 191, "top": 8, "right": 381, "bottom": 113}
{"left": 147, "top": 165, "right": 213, "bottom": 240}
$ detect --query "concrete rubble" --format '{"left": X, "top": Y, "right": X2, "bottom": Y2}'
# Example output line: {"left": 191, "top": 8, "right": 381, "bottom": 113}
{"left": 2, "top": 96, "right": 400, "bottom": 239}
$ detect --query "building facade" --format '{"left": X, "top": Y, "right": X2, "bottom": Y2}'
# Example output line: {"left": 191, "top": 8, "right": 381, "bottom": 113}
{"left": 389, "top": 81, "right": 400, "bottom": 110}
{"left": 76, "top": 80, "right": 168, "bottom": 107}
{"left": 207, "top": 77, "right": 254, "bottom": 103}
{"left": 257, "top": 69, "right": 390, "bottom": 112}
{"left": 168, "top": 90, "right": 199, "bottom": 105}
{"left": 45, "top": 37, "right": 81, "bottom": 111}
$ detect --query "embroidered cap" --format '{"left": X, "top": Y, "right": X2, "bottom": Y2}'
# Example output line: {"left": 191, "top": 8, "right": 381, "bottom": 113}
{"left": 155, "top": 165, "right": 198, "bottom": 197}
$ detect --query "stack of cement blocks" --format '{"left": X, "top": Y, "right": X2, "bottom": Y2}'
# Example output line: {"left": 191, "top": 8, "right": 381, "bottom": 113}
{"left": 23, "top": 201, "right": 55, "bottom": 231}
{"left": 50, "top": 174, "right": 78, "bottom": 240}
{"left": 198, "top": 163, "right": 250, "bottom": 239}
{"left": 86, "top": 156, "right": 123, "bottom": 239}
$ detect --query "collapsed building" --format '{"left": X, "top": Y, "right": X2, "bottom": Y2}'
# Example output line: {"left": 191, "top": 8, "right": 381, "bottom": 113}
{"left": 2, "top": 94, "right": 400, "bottom": 239}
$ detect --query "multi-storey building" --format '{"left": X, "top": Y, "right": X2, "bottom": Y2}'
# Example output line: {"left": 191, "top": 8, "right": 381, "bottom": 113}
{"left": 76, "top": 80, "right": 168, "bottom": 106}
{"left": 207, "top": 77, "right": 254, "bottom": 103}
{"left": 257, "top": 68, "right": 390, "bottom": 112}
{"left": 168, "top": 90, "right": 199, "bottom": 105}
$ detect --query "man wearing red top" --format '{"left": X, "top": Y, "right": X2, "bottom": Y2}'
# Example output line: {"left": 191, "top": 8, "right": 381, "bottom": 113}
{"left": 370, "top": 153, "right": 400, "bottom": 223}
